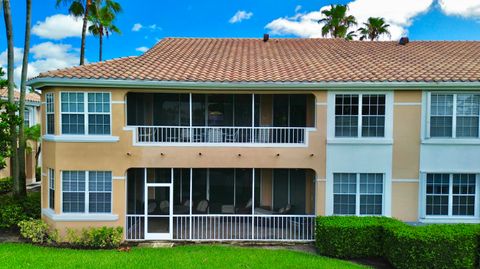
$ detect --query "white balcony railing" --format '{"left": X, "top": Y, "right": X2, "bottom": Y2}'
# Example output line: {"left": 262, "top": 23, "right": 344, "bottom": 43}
{"left": 126, "top": 214, "right": 315, "bottom": 241}
{"left": 134, "top": 126, "right": 308, "bottom": 145}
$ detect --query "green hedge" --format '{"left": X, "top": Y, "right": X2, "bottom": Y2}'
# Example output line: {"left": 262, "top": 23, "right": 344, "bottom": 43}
{"left": 316, "top": 216, "right": 480, "bottom": 269}
{"left": 384, "top": 224, "right": 480, "bottom": 269}
{"left": 0, "top": 177, "right": 13, "bottom": 194}
{"left": 316, "top": 216, "right": 405, "bottom": 258}
{"left": 0, "top": 192, "right": 41, "bottom": 229}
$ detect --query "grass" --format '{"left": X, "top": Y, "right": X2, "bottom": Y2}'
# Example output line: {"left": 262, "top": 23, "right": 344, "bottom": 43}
{"left": 0, "top": 243, "right": 367, "bottom": 269}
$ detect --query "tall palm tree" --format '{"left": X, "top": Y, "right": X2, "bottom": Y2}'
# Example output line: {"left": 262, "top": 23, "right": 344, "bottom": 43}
{"left": 88, "top": 0, "right": 122, "bottom": 61}
{"left": 2, "top": 0, "right": 19, "bottom": 195}
{"left": 56, "top": 0, "right": 92, "bottom": 65}
{"left": 358, "top": 17, "right": 391, "bottom": 41}
{"left": 318, "top": 4, "right": 357, "bottom": 39}
{"left": 18, "top": 0, "right": 32, "bottom": 197}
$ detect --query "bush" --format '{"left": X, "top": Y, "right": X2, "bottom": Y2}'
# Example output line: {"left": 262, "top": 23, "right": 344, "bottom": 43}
{"left": 18, "top": 219, "right": 56, "bottom": 244}
{"left": 316, "top": 216, "right": 480, "bottom": 269}
{"left": 316, "top": 216, "right": 405, "bottom": 258}
{"left": 67, "top": 226, "right": 123, "bottom": 249}
{"left": 0, "top": 177, "right": 13, "bottom": 194}
{"left": 0, "top": 192, "right": 41, "bottom": 229}
{"left": 384, "top": 224, "right": 480, "bottom": 269}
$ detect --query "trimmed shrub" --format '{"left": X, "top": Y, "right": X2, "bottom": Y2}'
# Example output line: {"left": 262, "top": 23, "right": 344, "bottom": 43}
{"left": 316, "top": 216, "right": 405, "bottom": 258}
{"left": 0, "top": 192, "right": 41, "bottom": 229}
{"left": 18, "top": 219, "right": 57, "bottom": 244}
{"left": 0, "top": 177, "right": 13, "bottom": 194}
{"left": 66, "top": 226, "right": 123, "bottom": 249}
{"left": 384, "top": 224, "right": 480, "bottom": 269}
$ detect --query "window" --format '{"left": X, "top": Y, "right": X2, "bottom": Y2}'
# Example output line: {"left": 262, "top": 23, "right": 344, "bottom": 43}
{"left": 61, "top": 92, "right": 111, "bottom": 135}
{"left": 48, "top": 168, "right": 55, "bottom": 210}
{"left": 425, "top": 173, "right": 476, "bottom": 217}
{"left": 24, "top": 109, "right": 30, "bottom": 127}
{"left": 429, "top": 93, "right": 480, "bottom": 138}
{"left": 46, "top": 93, "right": 55, "bottom": 134}
{"left": 335, "top": 94, "right": 385, "bottom": 137}
{"left": 62, "top": 170, "right": 112, "bottom": 213}
{"left": 333, "top": 173, "right": 384, "bottom": 215}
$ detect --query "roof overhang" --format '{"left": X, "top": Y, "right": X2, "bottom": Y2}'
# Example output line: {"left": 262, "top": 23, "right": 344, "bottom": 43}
{"left": 27, "top": 77, "right": 480, "bottom": 91}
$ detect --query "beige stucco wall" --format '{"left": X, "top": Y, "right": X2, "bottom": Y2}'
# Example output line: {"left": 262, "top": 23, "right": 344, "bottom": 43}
{"left": 391, "top": 91, "right": 421, "bottom": 221}
{"left": 41, "top": 87, "right": 327, "bottom": 237}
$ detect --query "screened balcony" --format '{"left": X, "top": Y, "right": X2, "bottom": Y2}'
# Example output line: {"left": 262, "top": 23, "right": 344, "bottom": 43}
{"left": 126, "top": 168, "right": 316, "bottom": 241}
{"left": 126, "top": 93, "right": 315, "bottom": 145}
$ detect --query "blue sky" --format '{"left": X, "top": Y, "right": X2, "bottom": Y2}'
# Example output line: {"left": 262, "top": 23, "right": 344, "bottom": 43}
{"left": 1, "top": 0, "right": 480, "bottom": 82}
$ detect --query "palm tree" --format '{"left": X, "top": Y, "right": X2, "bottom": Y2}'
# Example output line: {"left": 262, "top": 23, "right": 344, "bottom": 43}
{"left": 18, "top": 0, "right": 32, "bottom": 197}
{"left": 2, "top": 0, "right": 19, "bottom": 195}
{"left": 88, "top": 0, "right": 122, "bottom": 61}
{"left": 318, "top": 4, "right": 357, "bottom": 39}
{"left": 358, "top": 17, "right": 391, "bottom": 41}
{"left": 56, "top": 0, "right": 92, "bottom": 65}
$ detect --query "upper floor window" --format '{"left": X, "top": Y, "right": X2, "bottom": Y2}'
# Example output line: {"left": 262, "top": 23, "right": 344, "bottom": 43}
{"left": 335, "top": 94, "right": 385, "bottom": 138}
{"left": 333, "top": 173, "right": 384, "bottom": 216}
{"left": 24, "top": 108, "right": 30, "bottom": 127}
{"left": 429, "top": 93, "right": 480, "bottom": 138}
{"left": 60, "top": 92, "right": 111, "bottom": 135}
{"left": 46, "top": 93, "right": 55, "bottom": 134}
{"left": 62, "top": 170, "right": 112, "bottom": 213}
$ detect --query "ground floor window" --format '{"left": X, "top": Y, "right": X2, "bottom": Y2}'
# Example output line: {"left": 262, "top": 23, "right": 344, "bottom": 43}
{"left": 48, "top": 168, "right": 55, "bottom": 210}
{"left": 62, "top": 170, "right": 112, "bottom": 213}
{"left": 425, "top": 173, "right": 477, "bottom": 217}
{"left": 333, "top": 173, "right": 384, "bottom": 216}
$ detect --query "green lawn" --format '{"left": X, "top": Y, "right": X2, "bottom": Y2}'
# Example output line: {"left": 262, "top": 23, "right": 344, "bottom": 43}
{"left": 0, "top": 243, "right": 366, "bottom": 269}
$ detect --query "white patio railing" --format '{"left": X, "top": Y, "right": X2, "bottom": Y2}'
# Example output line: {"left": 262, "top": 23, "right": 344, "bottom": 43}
{"left": 126, "top": 214, "right": 315, "bottom": 241}
{"left": 133, "top": 126, "right": 308, "bottom": 145}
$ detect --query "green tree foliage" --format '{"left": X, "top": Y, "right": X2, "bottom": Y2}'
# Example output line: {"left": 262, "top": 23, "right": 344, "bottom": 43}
{"left": 318, "top": 5, "right": 357, "bottom": 40}
{"left": 358, "top": 17, "right": 391, "bottom": 41}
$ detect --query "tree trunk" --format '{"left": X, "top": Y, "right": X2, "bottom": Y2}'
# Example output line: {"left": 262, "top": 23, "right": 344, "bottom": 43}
{"left": 80, "top": 0, "right": 92, "bottom": 65}
{"left": 2, "top": 0, "right": 19, "bottom": 195}
{"left": 99, "top": 31, "right": 103, "bottom": 61}
{"left": 18, "top": 0, "right": 32, "bottom": 197}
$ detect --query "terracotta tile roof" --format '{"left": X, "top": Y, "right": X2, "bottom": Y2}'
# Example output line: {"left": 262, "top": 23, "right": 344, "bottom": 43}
{"left": 0, "top": 88, "right": 41, "bottom": 103}
{"left": 35, "top": 38, "right": 480, "bottom": 83}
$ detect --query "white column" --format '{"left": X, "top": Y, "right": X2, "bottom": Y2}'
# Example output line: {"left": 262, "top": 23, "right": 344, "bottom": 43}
{"left": 251, "top": 168, "right": 255, "bottom": 239}
{"left": 251, "top": 94, "right": 255, "bottom": 143}
{"left": 189, "top": 93, "right": 193, "bottom": 142}
{"left": 189, "top": 168, "right": 192, "bottom": 239}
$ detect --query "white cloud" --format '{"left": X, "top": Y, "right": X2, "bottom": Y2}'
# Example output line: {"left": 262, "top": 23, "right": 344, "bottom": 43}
{"left": 438, "top": 0, "right": 480, "bottom": 18}
{"left": 136, "top": 46, "right": 149, "bottom": 53}
{"left": 229, "top": 10, "right": 253, "bottom": 24}
{"left": 32, "top": 14, "right": 88, "bottom": 40}
{"left": 132, "top": 23, "right": 143, "bottom": 32}
{"left": 148, "top": 24, "right": 161, "bottom": 31}
{"left": 1, "top": 42, "right": 79, "bottom": 85}
{"left": 266, "top": 0, "right": 434, "bottom": 40}
{"left": 295, "top": 5, "right": 302, "bottom": 13}
{"left": 0, "top": 47, "right": 24, "bottom": 67}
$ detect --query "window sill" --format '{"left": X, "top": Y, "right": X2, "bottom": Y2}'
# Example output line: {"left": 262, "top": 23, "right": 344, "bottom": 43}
{"left": 422, "top": 139, "right": 480, "bottom": 145}
{"left": 419, "top": 217, "right": 480, "bottom": 224}
{"left": 42, "top": 208, "right": 118, "bottom": 222}
{"left": 43, "top": 135, "right": 119, "bottom": 143}
{"left": 327, "top": 138, "right": 393, "bottom": 145}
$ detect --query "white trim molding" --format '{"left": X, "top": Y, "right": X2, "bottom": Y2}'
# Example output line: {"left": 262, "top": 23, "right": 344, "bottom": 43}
{"left": 42, "top": 208, "right": 118, "bottom": 222}
{"left": 392, "top": 178, "right": 419, "bottom": 183}
{"left": 112, "top": 176, "right": 126, "bottom": 180}
{"left": 43, "top": 134, "right": 119, "bottom": 143}
{"left": 111, "top": 100, "right": 125, "bottom": 104}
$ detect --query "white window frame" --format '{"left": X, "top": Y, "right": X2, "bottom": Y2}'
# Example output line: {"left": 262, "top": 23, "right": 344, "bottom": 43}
{"left": 426, "top": 92, "right": 480, "bottom": 139}
{"left": 45, "top": 93, "right": 55, "bottom": 135}
{"left": 60, "top": 170, "right": 113, "bottom": 214}
{"left": 48, "top": 168, "right": 55, "bottom": 210}
{"left": 421, "top": 173, "right": 480, "bottom": 220}
{"left": 24, "top": 107, "right": 32, "bottom": 127}
{"left": 60, "top": 92, "right": 112, "bottom": 136}
{"left": 332, "top": 173, "right": 385, "bottom": 216}
{"left": 327, "top": 92, "right": 393, "bottom": 142}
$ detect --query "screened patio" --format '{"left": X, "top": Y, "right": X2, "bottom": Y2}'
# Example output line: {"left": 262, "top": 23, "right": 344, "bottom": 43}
{"left": 126, "top": 168, "right": 315, "bottom": 241}
{"left": 126, "top": 93, "right": 315, "bottom": 145}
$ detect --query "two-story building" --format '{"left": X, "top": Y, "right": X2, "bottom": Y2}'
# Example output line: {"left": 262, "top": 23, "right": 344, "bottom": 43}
{"left": 28, "top": 37, "right": 480, "bottom": 241}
